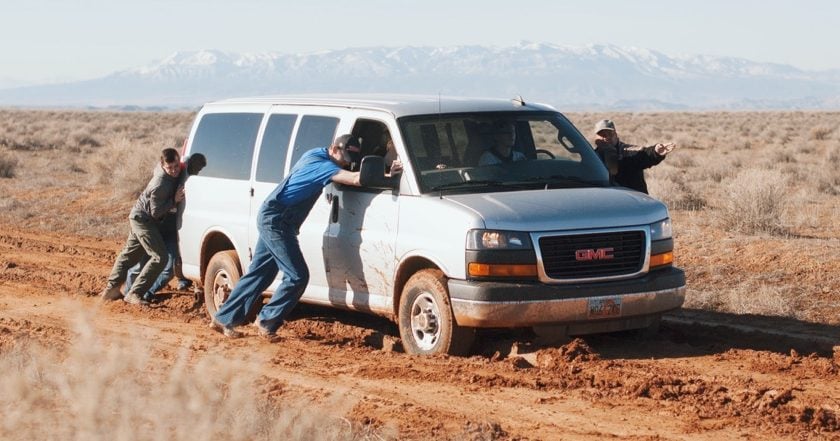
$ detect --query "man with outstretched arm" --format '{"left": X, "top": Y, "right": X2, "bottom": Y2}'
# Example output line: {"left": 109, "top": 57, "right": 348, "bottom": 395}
{"left": 592, "top": 119, "right": 676, "bottom": 194}
{"left": 210, "top": 134, "right": 402, "bottom": 340}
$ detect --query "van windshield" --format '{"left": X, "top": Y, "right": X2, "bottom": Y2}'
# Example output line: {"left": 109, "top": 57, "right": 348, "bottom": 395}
{"left": 397, "top": 111, "right": 609, "bottom": 194}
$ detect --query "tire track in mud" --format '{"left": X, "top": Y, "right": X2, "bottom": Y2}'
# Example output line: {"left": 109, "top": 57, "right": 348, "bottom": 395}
{"left": 0, "top": 228, "right": 118, "bottom": 296}
{"left": 0, "top": 228, "right": 119, "bottom": 261}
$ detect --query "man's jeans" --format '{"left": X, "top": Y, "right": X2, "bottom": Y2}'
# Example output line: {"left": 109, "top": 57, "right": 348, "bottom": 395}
{"left": 214, "top": 223, "right": 309, "bottom": 333}
{"left": 125, "top": 234, "right": 178, "bottom": 299}
{"left": 106, "top": 217, "right": 169, "bottom": 297}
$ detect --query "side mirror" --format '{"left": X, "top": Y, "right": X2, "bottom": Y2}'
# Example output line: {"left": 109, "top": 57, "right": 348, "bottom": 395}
{"left": 359, "top": 155, "right": 399, "bottom": 189}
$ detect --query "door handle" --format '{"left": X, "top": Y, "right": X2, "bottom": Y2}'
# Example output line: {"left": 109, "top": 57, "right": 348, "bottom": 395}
{"left": 330, "top": 194, "right": 339, "bottom": 223}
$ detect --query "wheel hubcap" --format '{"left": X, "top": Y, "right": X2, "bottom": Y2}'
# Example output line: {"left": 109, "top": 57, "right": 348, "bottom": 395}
{"left": 410, "top": 292, "right": 441, "bottom": 351}
{"left": 212, "top": 271, "right": 232, "bottom": 309}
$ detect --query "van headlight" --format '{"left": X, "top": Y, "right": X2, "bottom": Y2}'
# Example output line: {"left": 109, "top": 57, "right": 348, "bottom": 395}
{"left": 466, "top": 229, "right": 537, "bottom": 278}
{"left": 649, "top": 218, "right": 672, "bottom": 241}
{"left": 466, "top": 230, "right": 533, "bottom": 250}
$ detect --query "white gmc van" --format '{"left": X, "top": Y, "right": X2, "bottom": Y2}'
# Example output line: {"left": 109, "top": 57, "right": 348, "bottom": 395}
{"left": 179, "top": 94, "right": 686, "bottom": 355}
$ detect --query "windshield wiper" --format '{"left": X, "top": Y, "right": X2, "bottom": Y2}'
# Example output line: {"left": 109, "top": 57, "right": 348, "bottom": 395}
{"left": 429, "top": 180, "right": 506, "bottom": 192}
{"left": 517, "top": 174, "right": 598, "bottom": 187}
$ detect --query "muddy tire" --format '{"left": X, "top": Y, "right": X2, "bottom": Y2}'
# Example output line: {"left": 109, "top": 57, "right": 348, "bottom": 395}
{"left": 203, "top": 250, "right": 259, "bottom": 321}
{"left": 398, "top": 269, "right": 475, "bottom": 356}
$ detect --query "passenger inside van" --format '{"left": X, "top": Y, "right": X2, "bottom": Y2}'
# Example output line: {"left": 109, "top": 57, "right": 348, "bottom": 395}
{"left": 352, "top": 122, "right": 401, "bottom": 173}
{"left": 478, "top": 120, "right": 526, "bottom": 166}
{"left": 372, "top": 131, "right": 399, "bottom": 172}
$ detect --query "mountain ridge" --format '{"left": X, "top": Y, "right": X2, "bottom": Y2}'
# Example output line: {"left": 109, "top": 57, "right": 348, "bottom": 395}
{"left": 2, "top": 43, "right": 838, "bottom": 110}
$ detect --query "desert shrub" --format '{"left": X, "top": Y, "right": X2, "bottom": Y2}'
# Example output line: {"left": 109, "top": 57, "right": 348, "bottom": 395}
{"left": 816, "top": 145, "right": 840, "bottom": 195}
{"left": 666, "top": 152, "right": 696, "bottom": 168}
{"left": 0, "top": 152, "right": 18, "bottom": 178}
{"left": 697, "top": 161, "right": 732, "bottom": 183}
{"left": 814, "top": 168, "right": 840, "bottom": 196}
{"left": 826, "top": 143, "right": 840, "bottom": 166}
{"left": 773, "top": 149, "right": 797, "bottom": 163}
{"left": 648, "top": 176, "right": 706, "bottom": 211}
{"left": 718, "top": 169, "right": 788, "bottom": 235}
{"left": 89, "top": 137, "right": 159, "bottom": 200}
{"left": 0, "top": 135, "right": 57, "bottom": 151}
{"left": 68, "top": 162, "right": 86, "bottom": 174}
{"left": 809, "top": 125, "right": 834, "bottom": 141}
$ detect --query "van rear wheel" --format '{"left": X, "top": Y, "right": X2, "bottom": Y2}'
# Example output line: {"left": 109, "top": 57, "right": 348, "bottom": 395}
{"left": 203, "top": 250, "right": 259, "bottom": 321}
{"left": 398, "top": 269, "right": 475, "bottom": 356}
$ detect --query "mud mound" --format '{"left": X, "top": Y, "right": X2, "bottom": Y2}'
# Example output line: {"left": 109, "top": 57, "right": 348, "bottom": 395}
{"left": 535, "top": 338, "right": 599, "bottom": 370}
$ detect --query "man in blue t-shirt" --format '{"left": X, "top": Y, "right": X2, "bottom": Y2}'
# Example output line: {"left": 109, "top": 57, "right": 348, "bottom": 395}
{"left": 211, "top": 134, "right": 401, "bottom": 340}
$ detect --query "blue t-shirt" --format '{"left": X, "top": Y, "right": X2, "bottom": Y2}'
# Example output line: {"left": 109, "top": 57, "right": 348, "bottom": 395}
{"left": 275, "top": 147, "right": 341, "bottom": 207}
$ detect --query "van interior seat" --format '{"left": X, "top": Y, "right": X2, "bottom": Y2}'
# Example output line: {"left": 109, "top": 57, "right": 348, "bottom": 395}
{"left": 462, "top": 121, "right": 493, "bottom": 166}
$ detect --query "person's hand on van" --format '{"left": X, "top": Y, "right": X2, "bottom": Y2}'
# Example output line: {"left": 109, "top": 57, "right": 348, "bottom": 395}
{"left": 388, "top": 159, "right": 403, "bottom": 176}
{"left": 175, "top": 186, "right": 185, "bottom": 203}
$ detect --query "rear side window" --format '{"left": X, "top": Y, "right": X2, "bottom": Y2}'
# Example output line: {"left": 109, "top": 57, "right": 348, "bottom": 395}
{"left": 256, "top": 114, "right": 297, "bottom": 183}
{"left": 289, "top": 115, "right": 339, "bottom": 167}
{"left": 191, "top": 113, "right": 262, "bottom": 180}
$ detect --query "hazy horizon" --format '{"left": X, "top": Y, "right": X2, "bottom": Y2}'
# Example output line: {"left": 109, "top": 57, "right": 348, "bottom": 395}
{"left": 2, "top": 0, "right": 838, "bottom": 89}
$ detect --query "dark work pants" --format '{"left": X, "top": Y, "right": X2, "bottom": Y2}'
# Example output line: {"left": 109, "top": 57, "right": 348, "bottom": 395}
{"left": 106, "top": 217, "right": 169, "bottom": 298}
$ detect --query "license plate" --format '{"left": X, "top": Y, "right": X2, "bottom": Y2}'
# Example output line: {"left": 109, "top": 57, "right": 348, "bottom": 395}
{"left": 588, "top": 296, "right": 622, "bottom": 318}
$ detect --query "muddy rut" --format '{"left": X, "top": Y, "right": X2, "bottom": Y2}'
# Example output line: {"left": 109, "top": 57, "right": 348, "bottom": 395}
{"left": 1, "top": 224, "right": 838, "bottom": 440}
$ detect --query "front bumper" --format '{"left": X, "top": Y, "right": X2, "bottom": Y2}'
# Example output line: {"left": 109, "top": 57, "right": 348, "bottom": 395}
{"left": 448, "top": 267, "right": 686, "bottom": 328}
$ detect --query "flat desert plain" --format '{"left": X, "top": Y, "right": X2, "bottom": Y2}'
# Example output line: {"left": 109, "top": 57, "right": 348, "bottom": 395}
{"left": 0, "top": 109, "right": 838, "bottom": 440}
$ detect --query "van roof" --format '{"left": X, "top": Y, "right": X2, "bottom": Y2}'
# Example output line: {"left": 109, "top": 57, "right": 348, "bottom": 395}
{"left": 207, "top": 94, "right": 557, "bottom": 118}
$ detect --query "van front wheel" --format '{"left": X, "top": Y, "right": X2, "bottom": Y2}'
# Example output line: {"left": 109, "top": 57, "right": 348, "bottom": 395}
{"left": 398, "top": 269, "right": 475, "bottom": 356}
{"left": 203, "top": 250, "right": 242, "bottom": 318}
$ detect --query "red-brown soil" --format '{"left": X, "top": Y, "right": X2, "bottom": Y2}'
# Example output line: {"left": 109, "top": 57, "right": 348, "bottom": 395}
{"left": 1, "top": 223, "right": 838, "bottom": 440}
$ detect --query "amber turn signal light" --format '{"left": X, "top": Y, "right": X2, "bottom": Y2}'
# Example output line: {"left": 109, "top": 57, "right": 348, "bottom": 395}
{"left": 649, "top": 251, "right": 673, "bottom": 268}
{"left": 468, "top": 263, "right": 537, "bottom": 277}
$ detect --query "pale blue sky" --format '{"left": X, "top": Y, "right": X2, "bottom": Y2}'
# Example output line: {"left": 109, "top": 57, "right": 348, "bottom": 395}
{"left": 1, "top": 0, "right": 837, "bottom": 87}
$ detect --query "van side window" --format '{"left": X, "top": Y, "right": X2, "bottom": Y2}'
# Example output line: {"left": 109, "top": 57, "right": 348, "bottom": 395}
{"left": 402, "top": 120, "right": 468, "bottom": 171}
{"left": 256, "top": 114, "right": 297, "bottom": 183}
{"left": 191, "top": 113, "right": 262, "bottom": 180}
{"left": 529, "top": 120, "right": 583, "bottom": 161}
{"left": 289, "top": 115, "right": 339, "bottom": 167}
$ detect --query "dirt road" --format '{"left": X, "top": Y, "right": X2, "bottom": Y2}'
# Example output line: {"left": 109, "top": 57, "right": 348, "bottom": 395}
{"left": 1, "top": 224, "right": 838, "bottom": 440}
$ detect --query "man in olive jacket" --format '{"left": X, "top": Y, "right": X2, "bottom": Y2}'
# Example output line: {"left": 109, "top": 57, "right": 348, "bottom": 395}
{"left": 100, "top": 147, "right": 185, "bottom": 305}
{"left": 593, "top": 119, "right": 676, "bottom": 194}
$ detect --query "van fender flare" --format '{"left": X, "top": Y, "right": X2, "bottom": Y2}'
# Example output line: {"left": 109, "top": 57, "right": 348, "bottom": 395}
{"left": 199, "top": 226, "right": 248, "bottom": 280}
{"left": 391, "top": 250, "right": 453, "bottom": 317}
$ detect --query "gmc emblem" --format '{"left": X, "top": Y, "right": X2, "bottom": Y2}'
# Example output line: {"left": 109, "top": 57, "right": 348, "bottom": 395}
{"left": 575, "top": 247, "right": 615, "bottom": 261}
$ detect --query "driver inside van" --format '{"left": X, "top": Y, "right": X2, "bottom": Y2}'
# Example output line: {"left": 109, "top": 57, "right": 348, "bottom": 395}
{"left": 370, "top": 130, "right": 401, "bottom": 173}
{"left": 210, "top": 134, "right": 401, "bottom": 341}
{"left": 478, "top": 120, "right": 526, "bottom": 166}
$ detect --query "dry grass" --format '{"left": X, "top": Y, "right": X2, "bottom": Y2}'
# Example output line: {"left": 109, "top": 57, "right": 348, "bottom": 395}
{"left": 567, "top": 112, "right": 840, "bottom": 234}
{"left": 0, "top": 109, "right": 193, "bottom": 237}
{"left": 0, "top": 151, "right": 17, "bottom": 178}
{"left": 718, "top": 169, "right": 788, "bottom": 235}
{"left": 0, "top": 315, "right": 390, "bottom": 441}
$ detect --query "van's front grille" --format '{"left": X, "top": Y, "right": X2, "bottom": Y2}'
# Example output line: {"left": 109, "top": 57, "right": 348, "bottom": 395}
{"left": 538, "top": 231, "right": 645, "bottom": 280}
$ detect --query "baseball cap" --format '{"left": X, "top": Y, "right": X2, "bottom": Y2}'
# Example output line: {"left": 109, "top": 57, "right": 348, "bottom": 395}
{"left": 594, "top": 119, "right": 616, "bottom": 134}
{"left": 334, "top": 134, "right": 362, "bottom": 163}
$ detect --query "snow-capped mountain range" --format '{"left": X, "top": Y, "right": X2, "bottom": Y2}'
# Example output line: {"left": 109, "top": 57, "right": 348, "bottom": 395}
{"left": 2, "top": 43, "right": 839, "bottom": 110}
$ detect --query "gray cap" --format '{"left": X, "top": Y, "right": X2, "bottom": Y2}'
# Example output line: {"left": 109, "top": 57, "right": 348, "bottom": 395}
{"left": 334, "top": 133, "right": 362, "bottom": 164}
{"left": 594, "top": 119, "right": 616, "bottom": 134}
